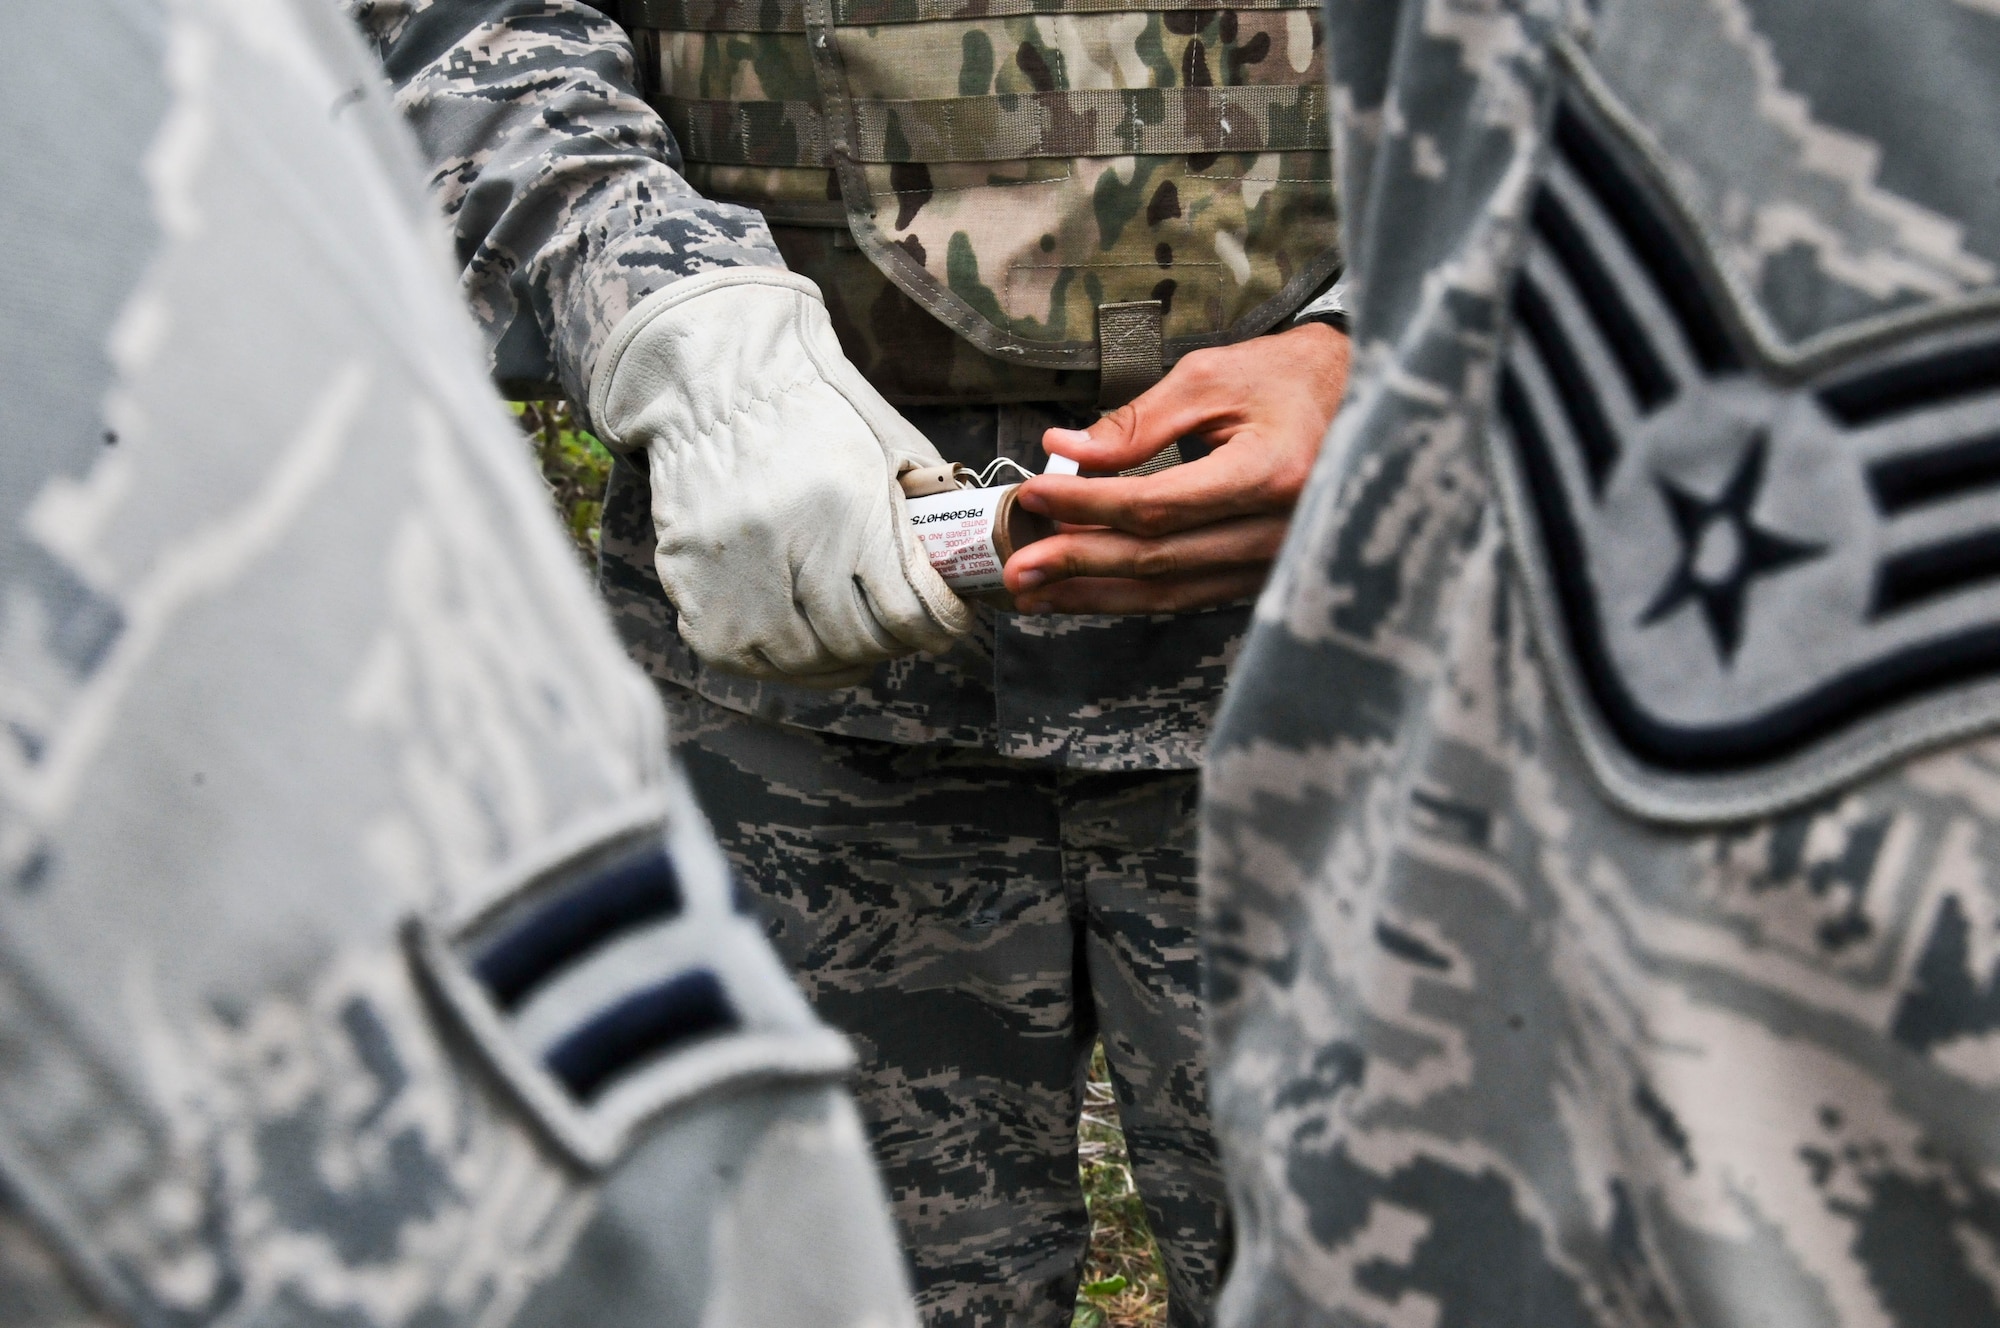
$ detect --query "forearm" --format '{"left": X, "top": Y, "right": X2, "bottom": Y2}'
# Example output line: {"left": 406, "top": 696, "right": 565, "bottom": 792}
{"left": 344, "top": 0, "right": 784, "bottom": 410}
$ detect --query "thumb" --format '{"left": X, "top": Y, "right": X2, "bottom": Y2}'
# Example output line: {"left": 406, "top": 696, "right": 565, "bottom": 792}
{"left": 1041, "top": 409, "right": 1168, "bottom": 474}
{"left": 1043, "top": 372, "right": 1217, "bottom": 473}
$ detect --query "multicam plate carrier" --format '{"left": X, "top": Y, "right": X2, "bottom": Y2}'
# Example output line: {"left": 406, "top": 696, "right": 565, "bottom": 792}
{"left": 624, "top": 0, "right": 1342, "bottom": 399}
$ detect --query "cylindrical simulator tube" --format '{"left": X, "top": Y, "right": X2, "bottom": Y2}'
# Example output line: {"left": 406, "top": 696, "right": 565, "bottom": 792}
{"left": 905, "top": 484, "right": 1055, "bottom": 593}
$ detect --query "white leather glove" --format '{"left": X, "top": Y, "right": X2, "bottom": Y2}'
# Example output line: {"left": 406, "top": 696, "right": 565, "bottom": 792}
{"left": 589, "top": 269, "right": 972, "bottom": 684}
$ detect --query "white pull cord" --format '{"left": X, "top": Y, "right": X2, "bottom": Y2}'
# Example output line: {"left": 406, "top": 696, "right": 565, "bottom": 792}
{"left": 973, "top": 457, "right": 1040, "bottom": 487}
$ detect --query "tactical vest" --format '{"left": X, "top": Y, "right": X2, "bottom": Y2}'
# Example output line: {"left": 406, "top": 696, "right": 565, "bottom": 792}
{"left": 624, "top": 0, "right": 1342, "bottom": 404}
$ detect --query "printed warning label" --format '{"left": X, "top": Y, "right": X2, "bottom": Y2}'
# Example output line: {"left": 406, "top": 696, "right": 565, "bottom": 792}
{"left": 907, "top": 486, "right": 1007, "bottom": 591}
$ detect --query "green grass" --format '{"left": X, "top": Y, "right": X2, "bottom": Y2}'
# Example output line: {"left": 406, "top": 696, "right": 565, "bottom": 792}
{"left": 516, "top": 407, "right": 1171, "bottom": 1327}
{"left": 516, "top": 399, "right": 612, "bottom": 564}
{"left": 1075, "top": 1043, "right": 1168, "bottom": 1328}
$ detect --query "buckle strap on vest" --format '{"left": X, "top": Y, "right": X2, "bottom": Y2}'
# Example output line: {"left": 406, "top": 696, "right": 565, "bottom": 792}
{"left": 659, "top": 85, "right": 1328, "bottom": 169}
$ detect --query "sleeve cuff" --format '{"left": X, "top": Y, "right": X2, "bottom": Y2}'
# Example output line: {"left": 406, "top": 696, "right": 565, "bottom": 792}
{"left": 1291, "top": 275, "right": 1351, "bottom": 335}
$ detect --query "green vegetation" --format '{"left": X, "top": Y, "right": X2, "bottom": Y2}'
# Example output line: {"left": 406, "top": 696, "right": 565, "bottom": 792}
{"left": 516, "top": 408, "right": 1170, "bottom": 1328}
{"left": 1075, "top": 1043, "right": 1168, "bottom": 1328}
{"left": 516, "top": 399, "right": 613, "bottom": 564}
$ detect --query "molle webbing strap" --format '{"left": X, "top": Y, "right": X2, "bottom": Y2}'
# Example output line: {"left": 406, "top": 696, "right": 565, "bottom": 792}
{"left": 662, "top": 100, "right": 829, "bottom": 169}
{"left": 1098, "top": 301, "right": 1163, "bottom": 409}
{"left": 659, "top": 85, "right": 1327, "bottom": 168}
{"left": 1120, "top": 443, "right": 1185, "bottom": 477}
{"left": 633, "top": 0, "right": 1315, "bottom": 30}
{"left": 1098, "top": 301, "right": 1184, "bottom": 475}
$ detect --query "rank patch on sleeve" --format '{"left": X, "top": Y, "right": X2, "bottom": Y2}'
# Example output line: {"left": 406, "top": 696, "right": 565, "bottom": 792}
{"left": 406, "top": 789, "right": 853, "bottom": 1168}
{"left": 1490, "top": 54, "right": 2000, "bottom": 820}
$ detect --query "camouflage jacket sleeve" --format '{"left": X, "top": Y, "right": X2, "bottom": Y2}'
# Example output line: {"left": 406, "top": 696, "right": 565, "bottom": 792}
{"left": 1290, "top": 276, "right": 1350, "bottom": 330}
{"left": 1207, "top": 0, "right": 2000, "bottom": 1320}
{"left": 2, "top": 1, "right": 918, "bottom": 1322}
{"left": 342, "top": 0, "right": 785, "bottom": 412}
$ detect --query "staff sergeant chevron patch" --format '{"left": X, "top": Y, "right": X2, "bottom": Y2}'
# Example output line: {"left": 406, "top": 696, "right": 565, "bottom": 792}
{"left": 1491, "top": 53, "right": 2000, "bottom": 821}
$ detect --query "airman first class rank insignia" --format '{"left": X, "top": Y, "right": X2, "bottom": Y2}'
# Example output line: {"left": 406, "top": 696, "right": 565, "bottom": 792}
{"left": 1492, "top": 49, "right": 2000, "bottom": 821}
{"left": 407, "top": 789, "right": 853, "bottom": 1169}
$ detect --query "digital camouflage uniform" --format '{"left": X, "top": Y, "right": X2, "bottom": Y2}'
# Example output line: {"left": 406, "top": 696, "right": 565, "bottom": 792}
{"left": 1204, "top": 0, "right": 2000, "bottom": 1323}
{"left": 347, "top": 1, "right": 1343, "bottom": 1322}
{"left": 0, "top": 3, "right": 915, "bottom": 1325}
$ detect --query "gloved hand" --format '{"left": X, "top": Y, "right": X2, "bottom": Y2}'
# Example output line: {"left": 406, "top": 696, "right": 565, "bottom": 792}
{"left": 589, "top": 268, "right": 972, "bottom": 684}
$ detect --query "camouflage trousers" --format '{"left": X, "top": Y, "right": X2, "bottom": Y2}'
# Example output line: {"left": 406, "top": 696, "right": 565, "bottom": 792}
{"left": 663, "top": 686, "right": 1226, "bottom": 1328}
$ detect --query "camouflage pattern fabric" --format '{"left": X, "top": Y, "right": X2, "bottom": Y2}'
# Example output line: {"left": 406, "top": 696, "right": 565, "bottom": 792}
{"left": 598, "top": 396, "right": 1241, "bottom": 1328}
{"left": 637, "top": 0, "right": 1342, "bottom": 372}
{"left": 770, "top": 205, "right": 1343, "bottom": 410}
{"left": 599, "top": 401, "right": 1250, "bottom": 768}
{"left": 1203, "top": 0, "right": 2000, "bottom": 1323}
{"left": 0, "top": 3, "right": 914, "bottom": 1325}
{"left": 0, "top": 1195, "right": 113, "bottom": 1328}
{"left": 350, "top": 1, "right": 1335, "bottom": 771}
{"left": 663, "top": 685, "right": 1226, "bottom": 1328}
{"left": 768, "top": 223, "right": 1101, "bottom": 406}
{"left": 342, "top": 0, "right": 785, "bottom": 409}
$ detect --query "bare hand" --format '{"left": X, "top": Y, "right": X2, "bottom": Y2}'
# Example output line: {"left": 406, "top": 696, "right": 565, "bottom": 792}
{"left": 1003, "top": 321, "right": 1350, "bottom": 614}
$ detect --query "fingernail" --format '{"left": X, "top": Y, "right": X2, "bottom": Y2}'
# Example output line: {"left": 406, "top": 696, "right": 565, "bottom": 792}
{"left": 1046, "top": 427, "right": 1094, "bottom": 449}
{"left": 1017, "top": 490, "right": 1049, "bottom": 513}
{"left": 1017, "top": 570, "right": 1045, "bottom": 589}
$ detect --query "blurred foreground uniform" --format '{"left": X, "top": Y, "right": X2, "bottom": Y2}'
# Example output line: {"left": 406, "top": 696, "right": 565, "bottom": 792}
{"left": 0, "top": 3, "right": 914, "bottom": 1325}
{"left": 1202, "top": 0, "right": 2000, "bottom": 1324}
{"left": 346, "top": 0, "right": 1346, "bottom": 1321}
